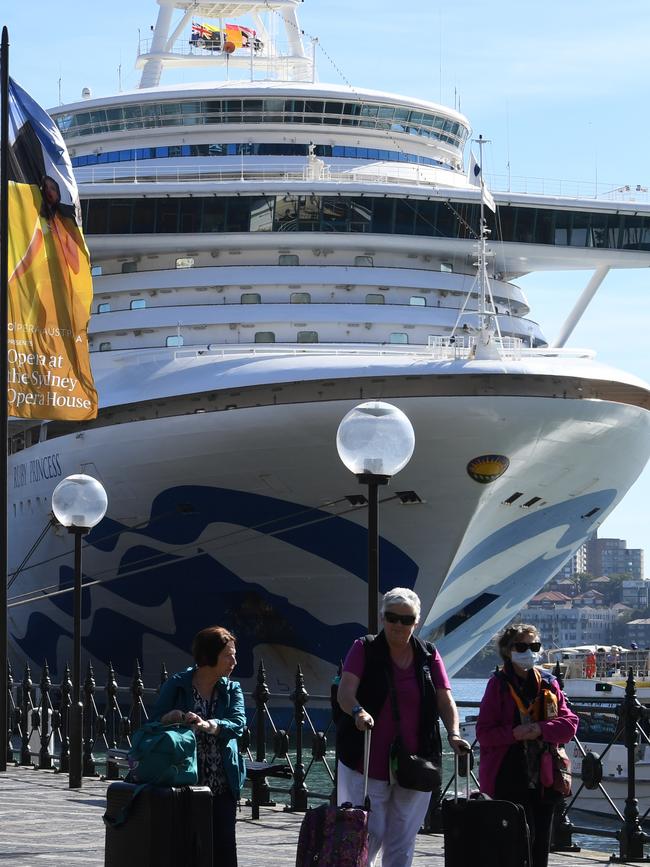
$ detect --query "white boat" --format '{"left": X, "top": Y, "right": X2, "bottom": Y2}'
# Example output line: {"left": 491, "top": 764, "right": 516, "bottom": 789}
{"left": 543, "top": 646, "right": 650, "bottom": 702}
{"left": 7, "top": 0, "right": 650, "bottom": 697}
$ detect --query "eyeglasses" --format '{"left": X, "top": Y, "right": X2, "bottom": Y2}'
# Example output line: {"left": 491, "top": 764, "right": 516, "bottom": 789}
{"left": 384, "top": 611, "right": 416, "bottom": 626}
{"left": 511, "top": 641, "right": 541, "bottom": 653}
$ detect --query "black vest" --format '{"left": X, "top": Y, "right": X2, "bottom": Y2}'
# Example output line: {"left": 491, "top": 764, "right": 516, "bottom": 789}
{"left": 336, "top": 631, "right": 442, "bottom": 770}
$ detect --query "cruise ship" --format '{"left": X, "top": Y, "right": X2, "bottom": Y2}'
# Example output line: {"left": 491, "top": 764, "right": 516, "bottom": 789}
{"left": 7, "top": 0, "right": 650, "bottom": 694}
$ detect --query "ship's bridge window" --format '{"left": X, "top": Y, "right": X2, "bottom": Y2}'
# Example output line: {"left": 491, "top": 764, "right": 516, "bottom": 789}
{"left": 99, "top": 341, "right": 112, "bottom": 351}
{"left": 122, "top": 261, "right": 138, "bottom": 273}
{"left": 279, "top": 254, "right": 299, "bottom": 266}
{"left": 176, "top": 257, "right": 195, "bottom": 269}
{"left": 166, "top": 335, "right": 184, "bottom": 347}
{"left": 254, "top": 331, "right": 275, "bottom": 343}
{"left": 355, "top": 255, "right": 374, "bottom": 266}
{"left": 97, "top": 302, "right": 111, "bottom": 313}
{"left": 130, "top": 299, "right": 146, "bottom": 310}
{"left": 366, "top": 294, "right": 385, "bottom": 304}
{"left": 91, "top": 265, "right": 102, "bottom": 277}
{"left": 297, "top": 331, "right": 318, "bottom": 343}
{"left": 410, "top": 296, "right": 426, "bottom": 306}
{"left": 290, "top": 292, "right": 311, "bottom": 303}
{"left": 241, "top": 293, "right": 261, "bottom": 304}
{"left": 441, "top": 262, "right": 453, "bottom": 272}
{"left": 389, "top": 332, "right": 409, "bottom": 344}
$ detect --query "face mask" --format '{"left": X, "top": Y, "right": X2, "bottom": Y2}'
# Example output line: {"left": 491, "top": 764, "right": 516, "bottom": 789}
{"left": 510, "top": 649, "right": 537, "bottom": 670}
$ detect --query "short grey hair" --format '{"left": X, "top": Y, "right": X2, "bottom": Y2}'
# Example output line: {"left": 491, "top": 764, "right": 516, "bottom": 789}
{"left": 381, "top": 587, "right": 421, "bottom": 622}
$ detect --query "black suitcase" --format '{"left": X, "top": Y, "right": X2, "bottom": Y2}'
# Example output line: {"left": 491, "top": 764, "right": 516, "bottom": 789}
{"left": 104, "top": 782, "right": 213, "bottom": 867}
{"left": 441, "top": 755, "right": 532, "bottom": 867}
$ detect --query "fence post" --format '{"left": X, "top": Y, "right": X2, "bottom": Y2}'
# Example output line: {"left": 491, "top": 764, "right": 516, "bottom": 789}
{"left": 550, "top": 660, "right": 579, "bottom": 852}
{"left": 6, "top": 662, "right": 13, "bottom": 764}
{"left": 612, "top": 670, "right": 649, "bottom": 863}
{"left": 105, "top": 662, "right": 119, "bottom": 780}
{"left": 20, "top": 664, "right": 32, "bottom": 766}
{"left": 82, "top": 663, "right": 96, "bottom": 777}
{"left": 131, "top": 660, "right": 144, "bottom": 733}
{"left": 59, "top": 664, "right": 72, "bottom": 772}
{"left": 250, "top": 659, "right": 274, "bottom": 810}
{"left": 289, "top": 664, "right": 309, "bottom": 812}
{"left": 38, "top": 662, "right": 52, "bottom": 770}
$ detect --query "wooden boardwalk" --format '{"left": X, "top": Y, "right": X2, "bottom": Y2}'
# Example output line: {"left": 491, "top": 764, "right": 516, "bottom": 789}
{"left": 0, "top": 766, "right": 615, "bottom": 865}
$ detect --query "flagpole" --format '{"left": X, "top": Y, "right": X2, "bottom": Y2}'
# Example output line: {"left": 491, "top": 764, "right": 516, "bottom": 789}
{"left": 0, "top": 25, "right": 10, "bottom": 774}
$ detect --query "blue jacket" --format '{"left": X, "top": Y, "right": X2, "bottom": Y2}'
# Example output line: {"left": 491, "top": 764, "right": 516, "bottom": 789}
{"left": 151, "top": 666, "right": 246, "bottom": 799}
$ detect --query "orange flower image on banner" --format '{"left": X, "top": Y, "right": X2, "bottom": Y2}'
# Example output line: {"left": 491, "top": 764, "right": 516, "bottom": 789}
{"left": 7, "top": 78, "right": 97, "bottom": 421}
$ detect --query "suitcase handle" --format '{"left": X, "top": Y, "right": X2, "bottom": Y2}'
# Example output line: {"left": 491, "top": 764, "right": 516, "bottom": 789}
{"left": 453, "top": 750, "right": 473, "bottom": 803}
{"left": 362, "top": 727, "right": 371, "bottom": 808}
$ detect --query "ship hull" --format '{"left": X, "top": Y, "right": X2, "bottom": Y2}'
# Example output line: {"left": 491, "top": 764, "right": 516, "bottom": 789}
{"left": 9, "top": 380, "right": 650, "bottom": 695}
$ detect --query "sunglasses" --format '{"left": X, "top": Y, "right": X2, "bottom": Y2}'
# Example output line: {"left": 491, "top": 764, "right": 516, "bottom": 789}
{"left": 384, "top": 611, "right": 417, "bottom": 626}
{"left": 511, "top": 641, "right": 541, "bottom": 653}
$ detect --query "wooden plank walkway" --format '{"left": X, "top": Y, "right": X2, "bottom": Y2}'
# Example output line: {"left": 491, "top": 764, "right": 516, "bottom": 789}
{"left": 0, "top": 766, "right": 614, "bottom": 865}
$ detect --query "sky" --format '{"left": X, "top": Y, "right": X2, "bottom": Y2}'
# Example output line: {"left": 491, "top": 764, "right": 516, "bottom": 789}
{"left": 3, "top": 0, "right": 649, "bottom": 559}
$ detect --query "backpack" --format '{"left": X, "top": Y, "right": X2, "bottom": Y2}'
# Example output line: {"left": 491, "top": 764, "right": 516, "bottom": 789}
{"left": 127, "top": 721, "right": 198, "bottom": 786}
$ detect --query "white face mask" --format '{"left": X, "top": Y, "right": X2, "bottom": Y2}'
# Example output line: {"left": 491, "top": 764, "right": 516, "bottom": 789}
{"left": 510, "top": 648, "right": 537, "bottom": 670}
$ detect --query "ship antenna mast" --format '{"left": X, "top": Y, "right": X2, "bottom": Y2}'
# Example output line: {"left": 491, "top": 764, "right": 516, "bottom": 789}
{"left": 473, "top": 134, "right": 502, "bottom": 360}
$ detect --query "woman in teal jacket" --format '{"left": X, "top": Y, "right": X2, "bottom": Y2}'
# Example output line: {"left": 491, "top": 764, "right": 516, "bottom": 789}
{"left": 152, "top": 625, "right": 246, "bottom": 867}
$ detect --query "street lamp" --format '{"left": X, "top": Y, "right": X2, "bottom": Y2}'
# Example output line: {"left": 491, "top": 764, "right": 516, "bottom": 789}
{"left": 51, "top": 474, "right": 108, "bottom": 789}
{"left": 336, "top": 401, "right": 415, "bottom": 633}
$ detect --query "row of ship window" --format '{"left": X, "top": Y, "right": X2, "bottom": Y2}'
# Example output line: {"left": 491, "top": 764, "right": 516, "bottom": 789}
{"left": 71, "top": 143, "right": 445, "bottom": 168}
{"left": 56, "top": 98, "right": 469, "bottom": 148}
{"left": 95, "top": 294, "right": 430, "bottom": 312}
{"left": 92, "top": 254, "right": 453, "bottom": 274}
{"left": 96, "top": 332, "right": 412, "bottom": 351}
{"left": 81, "top": 194, "right": 650, "bottom": 249}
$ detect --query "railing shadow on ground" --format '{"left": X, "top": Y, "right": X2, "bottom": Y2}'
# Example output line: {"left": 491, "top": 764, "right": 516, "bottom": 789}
{"left": 5, "top": 657, "right": 650, "bottom": 861}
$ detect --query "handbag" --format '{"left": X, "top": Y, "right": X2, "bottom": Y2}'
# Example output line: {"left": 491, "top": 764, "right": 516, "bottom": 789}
{"left": 541, "top": 743, "right": 571, "bottom": 796}
{"left": 390, "top": 736, "right": 441, "bottom": 791}
{"left": 127, "top": 720, "right": 198, "bottom": 786}
{"left": 550, "top": 744, "right": 572, "bottom": 796}
{"left": 386, "top": 668, "right": 441, "bottom": 792}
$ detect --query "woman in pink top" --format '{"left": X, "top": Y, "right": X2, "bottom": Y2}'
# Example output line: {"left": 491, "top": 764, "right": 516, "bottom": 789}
{"left": 476, "top": 624, "right": 578, "bottom": 867}
{"left": 336, "top": 587, "right": 470, "bottom": 867}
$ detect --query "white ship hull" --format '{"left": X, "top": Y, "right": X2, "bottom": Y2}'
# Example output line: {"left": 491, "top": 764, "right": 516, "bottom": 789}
{"left": 9, "top": 353, "right": 650, "bottom": 694}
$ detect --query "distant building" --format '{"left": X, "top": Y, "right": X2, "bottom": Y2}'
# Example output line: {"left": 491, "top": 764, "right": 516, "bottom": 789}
{"left": 622, "top": 580, "right": 649, "bottom": 609}
{"left": 585, "top": 536, "right": 644, "bottom": 580}
{"left": 553, "top": 545, "right": 588, "bottom": 580}
{"left": 546, "top": 578, "right": 578, "bottom": 597}
{"left": 626, "top": 619, "right": 650, "bottom": 648}
{"left": 519, "top": 605, "right": 617, "bottom": 647}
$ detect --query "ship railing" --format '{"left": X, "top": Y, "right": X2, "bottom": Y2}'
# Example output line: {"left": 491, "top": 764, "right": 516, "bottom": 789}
{"left": 164, "top": 341, "right": 594, "bottom": 363}
{"left": 426, "top": 335, "right": 595, "bottom": 361}
{"left": 73, "top": 162, "right": 438, "bottom": 188}
{"left": 486, "top": 173, "right": 650, "bottom": 203}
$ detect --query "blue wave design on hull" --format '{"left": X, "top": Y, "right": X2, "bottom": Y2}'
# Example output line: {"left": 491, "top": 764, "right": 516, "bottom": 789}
{"left": 16, "top": 486, "right": 418, "bottom": 677}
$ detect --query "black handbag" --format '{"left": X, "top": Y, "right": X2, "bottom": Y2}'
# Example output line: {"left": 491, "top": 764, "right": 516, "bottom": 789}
{"left": 390, "top": 736, "right": 441, "bottom": 791}
{"left": 387, "top": 668, "right": 441, "bottom": 792}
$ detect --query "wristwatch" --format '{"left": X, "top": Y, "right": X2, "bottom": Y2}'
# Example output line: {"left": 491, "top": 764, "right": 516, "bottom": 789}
{"left": 351, "top": 705, "right": 364, "bottom": 717}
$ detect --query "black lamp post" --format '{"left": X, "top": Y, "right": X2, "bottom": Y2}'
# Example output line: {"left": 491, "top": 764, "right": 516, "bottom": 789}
{"left": 51, "top": 474, "right": 107, "bottom": 789}
{"left": 336, "top": 401, "right": 415, "bottom": 633}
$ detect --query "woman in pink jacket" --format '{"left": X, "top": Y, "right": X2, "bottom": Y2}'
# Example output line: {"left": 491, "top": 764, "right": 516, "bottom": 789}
{"left": 476, "top": 624, "right": 578, "bottom": 867}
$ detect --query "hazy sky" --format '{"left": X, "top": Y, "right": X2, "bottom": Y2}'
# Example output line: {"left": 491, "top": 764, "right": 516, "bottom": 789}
{"left": 4, "top": 0, "right": 649, "bottom": 559}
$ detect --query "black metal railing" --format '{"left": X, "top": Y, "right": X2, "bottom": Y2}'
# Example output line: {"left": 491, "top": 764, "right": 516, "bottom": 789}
{"left": 4, "top": 657, "right": 650, "bottom": 861}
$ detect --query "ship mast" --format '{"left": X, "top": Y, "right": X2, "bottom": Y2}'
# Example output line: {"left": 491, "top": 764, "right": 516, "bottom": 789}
{"left": 137, "top": 0, "right": 311, "bottom": 89}
{"left": 473, "top": 134, "right": 502, "bottom": 360}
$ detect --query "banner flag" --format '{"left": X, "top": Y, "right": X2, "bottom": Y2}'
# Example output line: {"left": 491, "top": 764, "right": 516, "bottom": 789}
{"left": 467, "top": 151, "right": 496, "bottom": 213}
{"left": 7, "top": 77, "right": 97, "bottom": 420}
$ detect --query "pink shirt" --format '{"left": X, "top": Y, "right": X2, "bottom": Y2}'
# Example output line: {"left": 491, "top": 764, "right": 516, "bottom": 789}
{"left": 343, "top": 638, "right": 451, "bottom": 781}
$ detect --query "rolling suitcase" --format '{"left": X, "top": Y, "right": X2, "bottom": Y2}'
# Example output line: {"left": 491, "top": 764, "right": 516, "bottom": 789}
{"left": 442, "top": 753, "right": 532, "bottom": 867}
{"left": 104, "top": 781, "right": 213, "bottom": 867}
{"left": 296, "top": 728, "right": 371, "bottom": 866}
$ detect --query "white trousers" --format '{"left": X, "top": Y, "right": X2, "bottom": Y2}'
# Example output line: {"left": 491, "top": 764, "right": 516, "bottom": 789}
{"left": 337, "top": 761, "right": 431, "bottom": 867}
